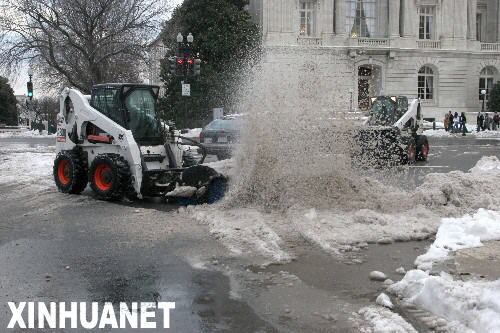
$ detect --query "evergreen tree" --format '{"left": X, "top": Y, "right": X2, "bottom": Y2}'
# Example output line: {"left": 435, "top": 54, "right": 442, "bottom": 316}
{"left": 159, "top": 0, "right": 261, "bottom": 128}
{"left": 0, "top": 77, "right": 18, "bottom": 126}
{"left": 488, "top": 82, "right": 500, "bottom": 113}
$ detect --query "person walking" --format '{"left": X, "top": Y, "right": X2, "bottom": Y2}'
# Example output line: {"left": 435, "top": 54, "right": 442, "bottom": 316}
{"left": 447, "top": 111, "right": 454, "bottom": 132}
{"left": 453, "top": 112, "right": 460, "bottom": 133}
{"left": 444, "top": 113, "right": 450, "bottom": 132}
{"left": 484, "top": 113, "right": 491, "bottom": 131}
{"left": 477, "top": 111, "right": 484, "bottom": 132}
{"left": 493, "top": 112, "right": 500, "bottom": 131}
{"left": 460, "top": 112, "right": 467, "bottom": 136}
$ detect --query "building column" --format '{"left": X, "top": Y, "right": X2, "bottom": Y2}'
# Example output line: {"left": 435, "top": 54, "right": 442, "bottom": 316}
{"left": 401, "top": 0, "right": 416, "bottom": 38}
{"left": 389, "top": 0, "right": 400, "bottom": 37}
{"left": 334, "top": 0, "right": 345, "bottom": 35}
{"left": 468, "top": 0, "right": 477, "bottom": 40}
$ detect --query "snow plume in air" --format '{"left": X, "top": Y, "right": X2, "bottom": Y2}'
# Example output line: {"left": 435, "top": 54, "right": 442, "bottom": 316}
{"left": 225, "top": 48, "right": 401, "bottom": 211}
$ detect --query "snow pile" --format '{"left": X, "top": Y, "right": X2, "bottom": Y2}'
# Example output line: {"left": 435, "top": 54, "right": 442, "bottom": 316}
{"left": 469, "top": 155, "right": 500, "bottom": 173}
{"left": 415, "top": 209, "right": 500, "bottom": 270}
{"left": 0, "top": 145, "right": 55, "bottom": 191}
{"left": 414, "top": 156, "right": 500, "bottom": 211}
{"left": 204, "top": 158, "right": 236, "bottom": 179}
{"left": 182, "top": 128, "right": 202, "bottom": 139}
{"left": 0, "top": 129, "right": 55, "bottom": 138}
{"left": 189, "top": 206, "right": 291, "bottom": 263}
{"left": 388, "top": 270, "right": 500, "bottom": 333}
{"left": 354, "top": 306, "right": 417, "bottom": 333}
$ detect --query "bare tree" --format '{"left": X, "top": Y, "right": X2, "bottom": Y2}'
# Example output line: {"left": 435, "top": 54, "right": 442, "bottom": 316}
{"left": 0, "top": 0, "right": 171, "bottom": 93}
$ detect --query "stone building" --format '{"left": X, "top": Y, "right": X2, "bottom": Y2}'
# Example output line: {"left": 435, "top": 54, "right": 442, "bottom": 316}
{"left": 146, "top": 36, "right": 168, "bottom": 96}
{"left": 248, "top": 0, "right": 500, "bottom": 119}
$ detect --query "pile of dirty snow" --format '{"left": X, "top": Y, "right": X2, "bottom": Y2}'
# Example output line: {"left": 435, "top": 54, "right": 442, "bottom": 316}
{"left": 414, "top": 156, "right": 500, "bottom": 211}
{"left": 352, "top": 306, "right": 417, "bottom": 333}
{"left": 422, "top": 129, "right": 452, "bottom": 137}
{"left": 388, "top": 270, "right": 500, "bottom": 333}
{"left": 415, "top": 209, "right": 500, "bottom": 270}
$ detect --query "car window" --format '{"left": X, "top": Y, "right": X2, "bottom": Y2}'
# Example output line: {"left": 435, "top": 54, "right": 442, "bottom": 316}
{"left": 206, "top": 119, "right": 241, "bottom": 131}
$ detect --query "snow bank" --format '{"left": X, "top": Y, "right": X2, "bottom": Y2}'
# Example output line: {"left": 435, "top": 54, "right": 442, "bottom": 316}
{"left": 183, "top": 128, "right": 202, "bottom": 139}
{"left": 389, "top": 270, "right": 500, "bottom": 333}
{"left": 204, "top": 158, "right": 236, "bottom": 179}
{"left": 415, "top": 209, "right": 500, "bottom": 270}
{"left": 422, "top": 129, "right": 452, "bottom": 137}
{"left": 0, "top": 145, "right": 55, "bottom": 191}
{"left": 189, "top": 206, "right": 291, "bottom": 263}
{"left": 0, "top": 129, "right": 55, "bottom": 138}
{"left": 472, "top": 130, "right": 500, "bottom": 138}
{"left": 414, "top": 156, "right": 500, "bottom": 211}
{"left": 354, "top": 306, "right": 417, "bottom": 333}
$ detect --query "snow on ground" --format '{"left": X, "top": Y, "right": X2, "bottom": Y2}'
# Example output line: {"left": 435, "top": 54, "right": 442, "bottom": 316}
{"left": 0, "top": 144, "right": 55, "bottom": 191}
{"left": 389, "top": 270, "right": 500, "bottom": 333}
{"left": 415, "top": 209, "right": 500, "bottom": 270}
{"left": 423, "top": 128, "right": 500, "bottom": 138}
{"left": 352, "top": 306, "right": 417, "bottom": 333}
{"left": 182, "top": 128, "right": 202, "bottom": 139}
{"left": 190, "top": 156, "right": 500, "bottom": 261}
{"left": 0, "top": 130, "right": 55, "bottom": 138}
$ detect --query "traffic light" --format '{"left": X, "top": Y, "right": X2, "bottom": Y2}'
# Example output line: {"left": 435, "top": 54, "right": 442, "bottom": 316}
{"left": 193, "top": 59, "right": 201, "bottom": 76}
{"left": 168, "top": 57, "right": 177, "bottom": 75}
{"left": 27, "top": 81, "right": 33, "bottom": 100}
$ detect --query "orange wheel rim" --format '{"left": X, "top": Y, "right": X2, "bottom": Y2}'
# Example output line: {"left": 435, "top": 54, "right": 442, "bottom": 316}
{"left": 57, "top": 159, "right": 70, "bottom": 185}
{"left": 94, "top": 164, "right": 112, "bottom": 191}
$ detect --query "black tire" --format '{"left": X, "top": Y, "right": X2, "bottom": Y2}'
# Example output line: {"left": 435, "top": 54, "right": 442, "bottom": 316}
{"left": 89, "top": 154, "right": 133, "bottom": 201}
{"left": 53, "top": 148, "right": 88, "bottom": 194}
{"left": 416, "top": 135, "right": 430, "bottom": 161}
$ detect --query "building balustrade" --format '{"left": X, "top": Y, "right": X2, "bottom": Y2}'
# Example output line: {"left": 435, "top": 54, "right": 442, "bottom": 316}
{"left": 481, "top": 43, "right": 500, "bottom": 51}
{"left": 355, "top": 37, "right": 391, "bottom": 48}
{"left": 297, "top": 36, "right": 323, "bottom": 46}
{"left": 417, "top": 40, "right": 441, "bottom": 49}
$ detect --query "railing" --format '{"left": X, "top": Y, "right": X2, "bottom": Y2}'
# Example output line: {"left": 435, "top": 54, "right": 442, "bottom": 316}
{"left": 481, "top": 43, "right": 500, "bottom": 51}
{"left": 356, "top": 37, "right": 390, "bottom": 47}
{"left": 297, "top": 36, "right": 322, "bottom": 46}
{"left": 417, "top": 40, "right": 441, "bottom": 49}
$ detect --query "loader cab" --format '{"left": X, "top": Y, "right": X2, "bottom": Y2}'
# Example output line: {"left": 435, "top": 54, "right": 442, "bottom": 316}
{"left": 90, "top": 84, "right": 163, "bottom": 145}
{"left": 368, "top": 96, "right": 408, "bottom": 126}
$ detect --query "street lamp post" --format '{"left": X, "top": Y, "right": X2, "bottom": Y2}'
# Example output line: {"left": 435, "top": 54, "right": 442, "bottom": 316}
{"left": 481, "top": 89, "right": 487, "bottom": 112}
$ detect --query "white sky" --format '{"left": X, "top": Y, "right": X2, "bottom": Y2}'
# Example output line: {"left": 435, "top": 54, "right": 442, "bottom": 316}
{"left": 10, "top": 0, "right": 184, "bottom": 96}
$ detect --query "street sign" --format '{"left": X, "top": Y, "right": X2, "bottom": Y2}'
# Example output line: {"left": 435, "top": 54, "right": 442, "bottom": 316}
{"left": 182, "top": 83, "right": 191, "bottom": 96}
{"left": 213, "top": 108, "right": 224, "bottom": 120}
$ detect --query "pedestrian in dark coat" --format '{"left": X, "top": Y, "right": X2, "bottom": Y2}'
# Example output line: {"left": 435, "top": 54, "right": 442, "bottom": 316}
{"left": 460, "top": 112, "right": 467, "bottom": 136}
{"left": 477, "top": 111, "right": 484, "bottom": 132}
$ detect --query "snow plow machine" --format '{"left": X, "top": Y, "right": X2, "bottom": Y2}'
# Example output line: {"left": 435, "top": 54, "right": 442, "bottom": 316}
{"left": 353, "top": 96, "right": 429, "bottom": 166}
{"left": 53, "top": 84, "right": 226, "bottom": 204}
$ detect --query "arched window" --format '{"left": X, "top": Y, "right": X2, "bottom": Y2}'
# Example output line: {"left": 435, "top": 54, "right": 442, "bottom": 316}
{"left": 479, "top": 67, "right": 498, "bottom": 101}
{"left": 418, "top": 66, "right": 434, "bottom": 100}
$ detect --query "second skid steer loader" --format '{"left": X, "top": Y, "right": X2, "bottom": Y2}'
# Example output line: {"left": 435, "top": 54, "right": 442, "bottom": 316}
{"left": 53, "top": 83, "right": 226, "bottom": 203}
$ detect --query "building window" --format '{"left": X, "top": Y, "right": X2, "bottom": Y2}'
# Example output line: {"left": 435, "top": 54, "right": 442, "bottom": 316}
{"left": 476, "top": 13, "right": 482, "bottom": 41}
{"left": 479, "top": 67, "right": 498, "bottom": 101}
{"left": 418, "top": 66, "right": 434, "bottom": 100}
{"left": 346, "top": 0, "right": 376, "bottom": 38}
{"left": 418, "top": 6, "right": 435, "bottom": 40}
{"left": 299, "top": 0, "right": 316, "bottom": 36}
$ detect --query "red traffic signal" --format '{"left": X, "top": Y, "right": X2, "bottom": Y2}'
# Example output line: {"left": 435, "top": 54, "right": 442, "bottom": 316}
{"left": 187, "top": 58, "right": 194, "bottom": 66}
{"left": 176, "top": 58, "right": 184, "bottom": 65}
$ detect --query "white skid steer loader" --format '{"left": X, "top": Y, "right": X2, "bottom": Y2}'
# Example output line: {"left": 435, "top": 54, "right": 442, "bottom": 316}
{"left": 53, "top": 83, "right": 226, "bottom": 203}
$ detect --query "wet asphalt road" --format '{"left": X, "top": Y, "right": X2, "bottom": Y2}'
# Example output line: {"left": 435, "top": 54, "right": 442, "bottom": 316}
{"left": 0, "top": 135, "right": 499, "bottom": 332}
